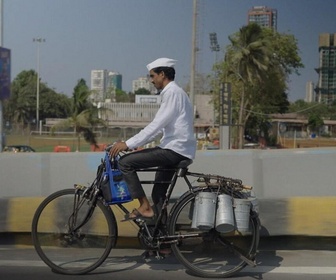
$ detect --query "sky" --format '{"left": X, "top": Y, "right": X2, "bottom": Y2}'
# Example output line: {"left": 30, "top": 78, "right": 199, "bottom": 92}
{"left": 2, "top": 0, "right": 336, "bottom": 102}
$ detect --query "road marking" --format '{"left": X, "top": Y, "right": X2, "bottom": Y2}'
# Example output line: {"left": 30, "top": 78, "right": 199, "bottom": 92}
{"left": 1, "top": 260, "right": 336, "bottom": 275}
{"left": 244, "top": 266, "right": 336, "bottom": 275}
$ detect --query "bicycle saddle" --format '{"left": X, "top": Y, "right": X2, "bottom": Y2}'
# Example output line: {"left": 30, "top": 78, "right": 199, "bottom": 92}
{"left": 177, "top": 159, "right": 193, "bottom": 168}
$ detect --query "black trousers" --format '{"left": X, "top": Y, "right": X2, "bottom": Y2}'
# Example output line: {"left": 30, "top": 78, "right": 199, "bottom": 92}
{"left": 118, "top": 147, "right": 188, "bottom": 206}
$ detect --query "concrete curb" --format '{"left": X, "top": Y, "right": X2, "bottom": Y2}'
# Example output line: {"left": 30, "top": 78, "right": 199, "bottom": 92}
{"left": 0, "top": 197, "right": 141, "bottom": 244}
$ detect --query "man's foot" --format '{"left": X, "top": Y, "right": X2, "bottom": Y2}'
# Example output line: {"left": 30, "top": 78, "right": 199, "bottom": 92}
{"left": 121, "top": 208, "right": 155, "bottom": 222}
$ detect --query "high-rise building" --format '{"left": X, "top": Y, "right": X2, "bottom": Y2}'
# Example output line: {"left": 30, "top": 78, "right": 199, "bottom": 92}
{"left": 315, "top": 33, "right": 336, "bottom": 103}
{"left": 107, "top": 71, "right": 122, "bottom": 91}
{"left": 90, "top": 70, "right": 123, "bottom": 102}
{"left": 91, "top": 70, "right": 107, "bottom": 101}
{"left": 247, "top": 6, "right": 277, "bottom": 31}
{"left": 132, "top": 76, "right": 156, "bottom": 94}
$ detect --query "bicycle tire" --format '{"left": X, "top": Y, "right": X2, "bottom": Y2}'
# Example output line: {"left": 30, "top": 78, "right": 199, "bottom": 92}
{"left": 31, "top": 188, "right": 117, "bottom": 275}
{"left": 168, "top": 188, "right": 259, "bottom": 278}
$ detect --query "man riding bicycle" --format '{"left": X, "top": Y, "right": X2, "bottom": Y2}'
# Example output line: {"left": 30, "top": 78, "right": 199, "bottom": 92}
{"left": 109, "top": 57, "right": 196, "bottom": 222}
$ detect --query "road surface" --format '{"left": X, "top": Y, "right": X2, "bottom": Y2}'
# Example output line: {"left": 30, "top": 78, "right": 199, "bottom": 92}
{"left": 1, "top": 239, "right": 336, "bottom": 280}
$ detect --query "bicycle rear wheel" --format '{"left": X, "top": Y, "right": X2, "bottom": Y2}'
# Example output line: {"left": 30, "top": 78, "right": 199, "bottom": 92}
{"left": 168, "top": 189, "right": 259, "bottom": 278}
{"left": 32, "top": 188, "right": 117, "bottom": 275}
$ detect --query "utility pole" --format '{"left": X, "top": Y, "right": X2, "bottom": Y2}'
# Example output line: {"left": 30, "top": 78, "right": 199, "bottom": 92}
{"left": 190, "top": 0, "right": 197, "bottom": 114}
{"left": 0, "top": 0, "right": 4, "bottom": 152}
{"left": 209, "top": 32, "right": 220, "bottom": 128}
{"left": 33, "top": 37, "right": 45, "bottom": 133}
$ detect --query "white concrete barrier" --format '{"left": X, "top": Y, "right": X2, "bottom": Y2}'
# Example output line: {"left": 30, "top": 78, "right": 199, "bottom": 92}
{"left": 1, "top": 147, "right": 336, "bottom": 238}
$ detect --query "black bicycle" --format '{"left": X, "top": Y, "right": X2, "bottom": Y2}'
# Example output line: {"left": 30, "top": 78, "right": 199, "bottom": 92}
{"left": 31, "top": 149, "right": 260, "bottom": 278}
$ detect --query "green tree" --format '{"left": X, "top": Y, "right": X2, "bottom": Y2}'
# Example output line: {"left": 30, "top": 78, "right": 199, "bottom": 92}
{"left": 215, "top": 23, "right": 303, "bottom": 148}
{"left": 115, "top": 89, "right": 134, "bottom": 102}
{"left": 289, "top": 99, "right": 308, "bottom": 113}
{"left": 4, "top": 70, "right": 73, "bottom": 133}
{"left": 52, "top": 79, "right": 107, "bottom": 151}
{"left": 265, "top": 29, "right": 303, "bottom": 76}
{"left": 289, "top": 100, "right": 329, "bottom": 118}
{"left": 134, "top": 88, "right": 151, "bottom": 95}
{"left": 39, "top": 87, "right": 71, "bottom": 120}
{"left": 327, "top": 100, "right": 336, "bottom": 120}
{"left": 4, "top": 70, "right": 36, "bottom": 131}
{"left": 223, "top": 23, "right": 272, "bottom": 148}
{"left": 308, "top": 114, "right": 324, "bottom": 135}
{"left": 289, "top": 100, "right": 329, "bottom": 136}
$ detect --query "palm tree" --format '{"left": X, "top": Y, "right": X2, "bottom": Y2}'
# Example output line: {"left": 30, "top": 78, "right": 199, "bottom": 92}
{"left": 52, "top": 79, "right": 106, "bottom": 151}
{"left": 225, "top": 23, "right": 272, "bottom": 148}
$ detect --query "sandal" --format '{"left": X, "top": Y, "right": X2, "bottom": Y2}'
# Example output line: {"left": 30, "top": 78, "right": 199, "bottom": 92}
{"left": 121, "top": 208, "right": 155, "bottom": 222}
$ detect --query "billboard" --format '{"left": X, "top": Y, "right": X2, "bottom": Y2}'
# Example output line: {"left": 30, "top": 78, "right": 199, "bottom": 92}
{"left": 0, "top": 47, "right": 10, "bottom": 100}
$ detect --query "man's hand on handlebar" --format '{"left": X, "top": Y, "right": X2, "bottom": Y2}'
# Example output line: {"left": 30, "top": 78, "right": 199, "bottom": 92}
{"left": 108, "top": 141, "right": 129, "bottom": 157}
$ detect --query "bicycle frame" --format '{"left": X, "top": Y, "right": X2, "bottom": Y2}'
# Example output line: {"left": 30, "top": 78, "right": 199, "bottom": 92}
{"left": 71, "top": 150, "right": 259, "bottom": 258}
{"left": 113, "top": 164, "right": 253, "bottom": 249}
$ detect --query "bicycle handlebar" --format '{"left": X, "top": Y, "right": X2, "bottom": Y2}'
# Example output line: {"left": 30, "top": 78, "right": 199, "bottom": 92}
{"left": 105, "top": 143, "right": 114, "bottom": 152}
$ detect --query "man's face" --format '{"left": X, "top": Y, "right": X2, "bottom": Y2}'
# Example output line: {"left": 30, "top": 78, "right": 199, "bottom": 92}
{"left": 149, "top": 70, "right": 164, "bottom": 90}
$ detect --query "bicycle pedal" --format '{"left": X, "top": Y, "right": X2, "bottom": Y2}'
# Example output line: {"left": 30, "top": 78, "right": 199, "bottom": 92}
{"left": 154, "top": 251, "right": 165, "bottom": 260}
{"left": 141, "top": 250, "right": 165, "bottom": 261}
{"left": 155, "top": 255, "right": 164, "bottom": 260}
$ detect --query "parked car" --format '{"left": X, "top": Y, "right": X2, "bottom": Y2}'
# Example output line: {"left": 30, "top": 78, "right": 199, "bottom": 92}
{"left": 2, "top": 145, "right": 36, "bottom": 153}
{"left": 243, "top": 143, "right": 260, "bottom": 149}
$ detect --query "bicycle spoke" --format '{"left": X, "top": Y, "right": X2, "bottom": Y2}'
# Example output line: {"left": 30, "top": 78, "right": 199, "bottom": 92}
{"left": 32, "top": 189, "right": 117, "bottom": 275}
{"left": 169, "top": 190, "right": 259, "bottom": 278}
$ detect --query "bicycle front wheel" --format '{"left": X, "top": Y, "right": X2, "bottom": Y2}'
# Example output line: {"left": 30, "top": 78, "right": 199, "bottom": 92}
{"left": 31, "top": 188, "right": 117, "bottom": 275}
{"left": 168, "top": 190, "right": 259, "bottom": 278}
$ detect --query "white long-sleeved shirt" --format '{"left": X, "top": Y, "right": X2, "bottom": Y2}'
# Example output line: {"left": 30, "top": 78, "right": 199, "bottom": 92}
{"left": 126, "top": 81, "right": 196, "bottom": 159}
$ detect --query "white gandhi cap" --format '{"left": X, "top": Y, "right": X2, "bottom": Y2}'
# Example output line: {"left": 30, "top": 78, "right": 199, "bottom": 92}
{"left": 146, "top": 57, "right": 177, "bottom": 71}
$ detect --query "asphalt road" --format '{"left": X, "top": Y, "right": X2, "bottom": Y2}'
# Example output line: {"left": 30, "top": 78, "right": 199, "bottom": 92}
{"left": 1, "top": 237, "right": 336, "bottom": 280}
